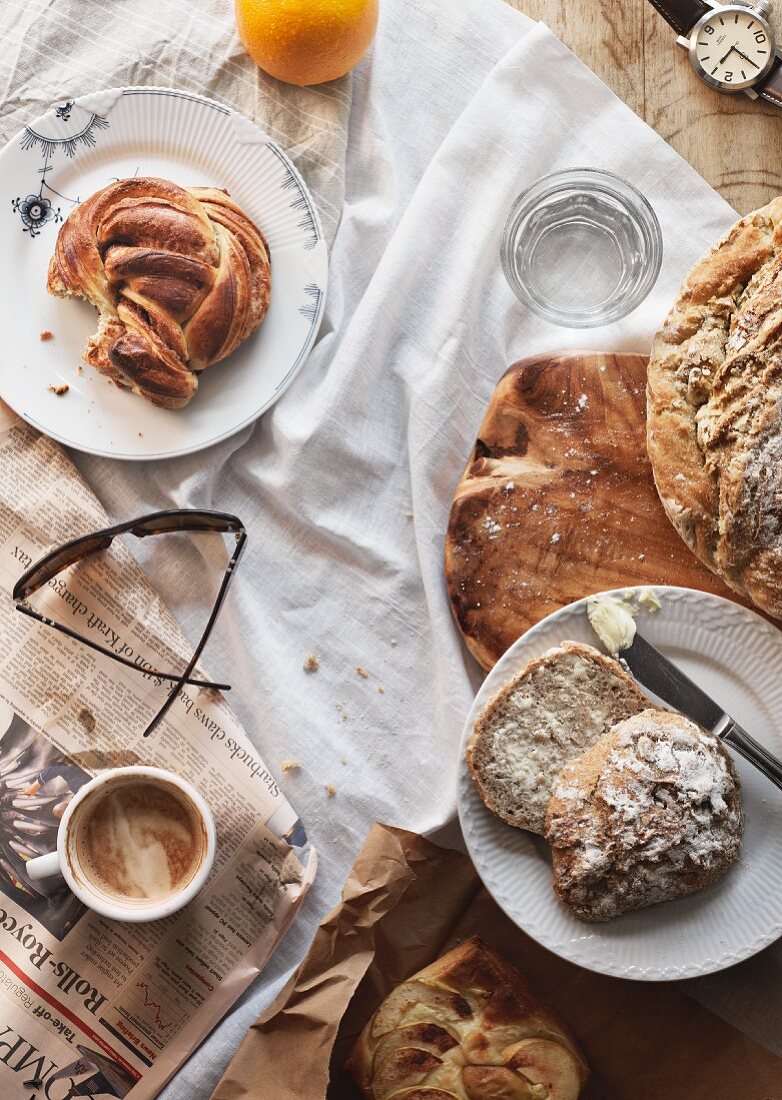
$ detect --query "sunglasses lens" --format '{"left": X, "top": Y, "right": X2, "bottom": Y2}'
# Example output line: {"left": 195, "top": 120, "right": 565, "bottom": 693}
{"left": 132, "top": 513, "right": 238, "bottom": 537}
{"left": 22, "top": 535, "right": 113, "bottom": 595}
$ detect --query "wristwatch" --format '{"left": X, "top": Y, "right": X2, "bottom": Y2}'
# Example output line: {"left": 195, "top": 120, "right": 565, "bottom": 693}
{"left": 648, "top": 0, "right": 782, "bottom": 105}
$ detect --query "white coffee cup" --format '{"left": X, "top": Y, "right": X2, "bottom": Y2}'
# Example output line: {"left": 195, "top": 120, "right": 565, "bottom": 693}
{"left": 26, "top": 766, "right": 215, "bottom": 922}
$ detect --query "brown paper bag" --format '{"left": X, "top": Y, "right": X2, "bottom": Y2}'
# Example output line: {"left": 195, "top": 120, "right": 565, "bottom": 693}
{"left": 212, "top": 824, "right": 782, "bottom": 1100}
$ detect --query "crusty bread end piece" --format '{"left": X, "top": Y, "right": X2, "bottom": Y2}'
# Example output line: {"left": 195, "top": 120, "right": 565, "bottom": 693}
{"left": 545, "top": 708, "right": 743, "bottom": 922}
{"left": 467, "top": 641, "right": 648, "bottom": 835}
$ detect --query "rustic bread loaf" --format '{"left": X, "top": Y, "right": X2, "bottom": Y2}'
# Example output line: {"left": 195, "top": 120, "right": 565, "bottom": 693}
{"left": 545, "top": 708, "right": 743, "bottom": 922}
{"left": 345, "top": 936, "right": 589, "bottom": 1100}
{"left": 467, "top": 641, "right": 648, "bottom": 835}
{"left": 647, "top": 197, "right": 782, "bottom": 617}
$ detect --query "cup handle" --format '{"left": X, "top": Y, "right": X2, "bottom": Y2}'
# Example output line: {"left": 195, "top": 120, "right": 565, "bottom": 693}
{"left": 26, "top": 852, "right": 61, "bottom": 881}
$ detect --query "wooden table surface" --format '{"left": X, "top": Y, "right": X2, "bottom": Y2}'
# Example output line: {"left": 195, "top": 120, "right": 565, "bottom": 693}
{"left": 506, "top": 0, "right": 782, "bottom": 213}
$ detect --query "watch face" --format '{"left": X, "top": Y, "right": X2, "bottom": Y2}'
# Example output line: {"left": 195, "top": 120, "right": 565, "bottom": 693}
{"left": 690, "top": 6, "right": 775, "bottom": 92}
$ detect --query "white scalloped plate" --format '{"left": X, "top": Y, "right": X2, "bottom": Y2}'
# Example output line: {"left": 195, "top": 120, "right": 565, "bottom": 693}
{"left": 0, "top": 87, "right": 328, "bottom": 460}
{"left": 458, "top": 585, "right": 782, "bottom": 980}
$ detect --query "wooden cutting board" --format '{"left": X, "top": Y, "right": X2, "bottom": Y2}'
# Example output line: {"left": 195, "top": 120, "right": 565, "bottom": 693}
{"left": 445, "top": 351, "right": 758, "bottom": 671}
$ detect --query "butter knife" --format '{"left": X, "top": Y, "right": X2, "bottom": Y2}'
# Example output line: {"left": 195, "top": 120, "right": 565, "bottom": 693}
{"left": 619, "top": 632, "right": 782, "bottom": 792}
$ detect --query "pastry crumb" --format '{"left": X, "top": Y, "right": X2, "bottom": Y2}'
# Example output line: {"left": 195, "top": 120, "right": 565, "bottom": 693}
{"left": 390, "top": 638, "right": 397, "bottom": 647}
{"left": 280, "top": 759, "right": 301, "bottom": 773}
{"left": 47, "top": 383, "right": 69, "bottom": 395}
{"left": 40, "top": 330, "right": 54, "bottom": 342}
{"left": 377, "top": 685, "right": 385, "bottom": 694}
{"left": 340, "top": 756, "right": 347, "bottom": 765}
{"left": 356, "top": 666, "right": 368, "bottom": 678}
{"left": 325, "top": 783, "right": 336, "bottom": 797}
{"left": 75, "top": 364, "right": 83, "bottom": 374}
{"left": 303, "top": 654, "right": 319, "bottom": 672}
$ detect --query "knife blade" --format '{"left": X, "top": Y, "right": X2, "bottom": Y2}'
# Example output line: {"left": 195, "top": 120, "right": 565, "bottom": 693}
{"left": 620, "top": 632, "right": 782, "bottom": 792}
{"left": 620, "top": 634, "right": 724, "bottom": 732}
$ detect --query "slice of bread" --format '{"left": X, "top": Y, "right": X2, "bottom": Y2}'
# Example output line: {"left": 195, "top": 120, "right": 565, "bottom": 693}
{"left": 467, "top": 641, "right": 648, "bottom": 835}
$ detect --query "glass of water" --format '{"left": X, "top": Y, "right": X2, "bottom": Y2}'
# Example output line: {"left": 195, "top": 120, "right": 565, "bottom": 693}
{"left": 500, "top": 168, "right": 663, "bottom": 328}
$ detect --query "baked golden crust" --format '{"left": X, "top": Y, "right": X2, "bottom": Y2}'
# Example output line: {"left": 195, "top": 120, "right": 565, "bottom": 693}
{"left": 47, "top": 176, "right": 271, "bottom": 409}
{"left": 345, "top": 937, "right": 588, "bottom": 1100}
{"left": 647, "top": 197, "right": 782, "bottom": 615}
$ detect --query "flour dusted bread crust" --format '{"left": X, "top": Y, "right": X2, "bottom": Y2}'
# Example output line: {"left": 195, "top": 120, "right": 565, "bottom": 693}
{"left": 346, "top": 937, "right": 589, "bottom": 1100}
{"left": 47, "top": 176, "right": 271, "bottom": 408}
{"left": 467, "top": 642, "right": 648, "bottom": 835}
{"left": 545, "top": 708, "right": 742, "bottom": 922}
{"left": 647, "top": 197, "right": 782, "bottom": 616}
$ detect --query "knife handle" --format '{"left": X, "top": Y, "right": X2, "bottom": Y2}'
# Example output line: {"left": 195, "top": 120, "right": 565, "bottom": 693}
{"left": 721, "top": 720, "right": 782, "bottom": 793}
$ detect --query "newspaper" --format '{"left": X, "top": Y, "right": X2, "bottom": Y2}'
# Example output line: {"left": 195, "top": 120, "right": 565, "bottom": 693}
{"left": 0, "top": 403, "right": 316, "bottom": 1098}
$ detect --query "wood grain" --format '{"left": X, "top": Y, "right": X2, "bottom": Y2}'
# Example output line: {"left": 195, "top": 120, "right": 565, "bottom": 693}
{"left": 504, "top": 0, "right": 782, "bottom": 213}
{"left": 445, "top": 352, "right": 754, "bottom": 670}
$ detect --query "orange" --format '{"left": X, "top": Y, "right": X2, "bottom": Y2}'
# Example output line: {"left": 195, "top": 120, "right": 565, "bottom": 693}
{"left": 236, "top": 0, "right": 379, "bottom": 87}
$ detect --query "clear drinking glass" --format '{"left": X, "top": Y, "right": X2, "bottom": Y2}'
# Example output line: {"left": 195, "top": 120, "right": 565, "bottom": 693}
{"left": 500, "top": 168, "right": 663, "bottom": 328}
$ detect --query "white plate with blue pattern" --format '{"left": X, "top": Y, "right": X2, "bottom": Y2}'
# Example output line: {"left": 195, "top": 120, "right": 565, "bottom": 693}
{"left": 0, "top": 87, "right": 328, "bottom": 460}
{"left": 458, "top": 585, "right": 782, "bottom": 980}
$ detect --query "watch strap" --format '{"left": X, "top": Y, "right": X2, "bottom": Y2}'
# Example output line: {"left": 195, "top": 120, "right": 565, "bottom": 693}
{"left": 757, "top": 57, "right": 782, "bottom": 104}
{"left": 647, "top": 0, "right": 712, "bottom": 35}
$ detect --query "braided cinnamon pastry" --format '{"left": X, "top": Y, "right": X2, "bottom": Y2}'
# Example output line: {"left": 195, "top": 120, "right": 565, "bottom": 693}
{"left": 47, "top": 177, "right": 271, "bottom": 409}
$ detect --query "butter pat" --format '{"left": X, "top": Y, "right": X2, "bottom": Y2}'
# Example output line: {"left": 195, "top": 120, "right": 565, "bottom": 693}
{"left": 587, "top": 596, "right": 637, "bottom": 655}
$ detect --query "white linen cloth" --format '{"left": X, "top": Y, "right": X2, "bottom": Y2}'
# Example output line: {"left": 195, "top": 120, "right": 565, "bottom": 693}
{"left": 3, "top": 0, "right": 781, "bottom": 1092}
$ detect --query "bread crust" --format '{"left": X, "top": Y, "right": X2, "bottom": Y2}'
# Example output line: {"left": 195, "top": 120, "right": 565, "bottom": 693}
{"left": 467, "top": 642, "right": 648, "bottom": 835}
{"left": 47, "top": 176, "right": 271, "bottom": 409}
{"left": 345, "top": 937, "right": 589, "bottom": 1100}
{"left": 647, "top": 197, "right": 782, "bottom": 616}
{"left": 545, "top": 708, "right": 742, "bottom": 922}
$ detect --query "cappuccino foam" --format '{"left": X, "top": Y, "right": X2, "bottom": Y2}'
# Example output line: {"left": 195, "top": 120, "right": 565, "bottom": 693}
{"left": 75, "top": 780, "right": 204, "bottom": 903}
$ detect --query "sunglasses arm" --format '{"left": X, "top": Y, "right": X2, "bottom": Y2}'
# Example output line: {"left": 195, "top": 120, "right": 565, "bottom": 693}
{"left": 143, "top": 531, "right": 247, "bottom": 737}
{"left": 14, "top": 603, "right": 231, "bottom": 693}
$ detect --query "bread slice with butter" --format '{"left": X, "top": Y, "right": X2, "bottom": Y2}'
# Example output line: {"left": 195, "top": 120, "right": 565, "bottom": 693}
{"left": 467, "top": 641, "right": 648, "bottom": 835}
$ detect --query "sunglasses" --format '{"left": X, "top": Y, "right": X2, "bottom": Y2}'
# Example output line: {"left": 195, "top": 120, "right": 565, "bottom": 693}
{"left": 13, "top": 509, "right": 246, "bottom": 738}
